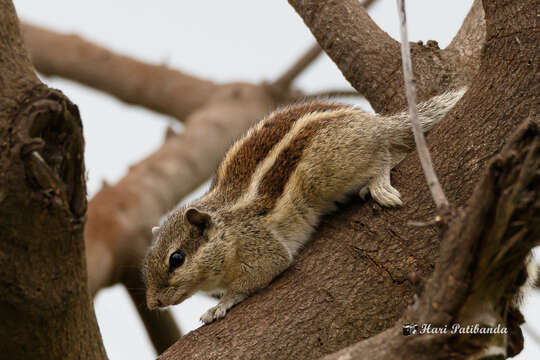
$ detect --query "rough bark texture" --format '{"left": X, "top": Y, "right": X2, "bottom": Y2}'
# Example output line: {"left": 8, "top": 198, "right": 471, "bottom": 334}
{"left": 322, "top": 121, "right": 540, "bottom": 360}
{"left": 0, "top": 1, "right": 106, "bottom": 358}
{"left": 160, "top": 0, "right": 538, "bottom": 359}
{"left": 2, "top": 0, "right": 536, "bottom": 358}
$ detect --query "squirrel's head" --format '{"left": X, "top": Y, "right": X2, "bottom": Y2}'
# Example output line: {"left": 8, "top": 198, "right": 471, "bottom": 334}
{"left": 143, "top": 206, "right": 221, "bottom": 310}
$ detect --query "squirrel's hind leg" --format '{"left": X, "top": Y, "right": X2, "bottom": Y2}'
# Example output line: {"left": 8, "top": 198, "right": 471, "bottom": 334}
{"left": 364, "top": 153, "right": 403, "bottom": 207}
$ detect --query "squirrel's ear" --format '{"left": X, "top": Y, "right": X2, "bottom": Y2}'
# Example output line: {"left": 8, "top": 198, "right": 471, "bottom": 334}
{"left": 151, "top": 226, "right": 160, "bottom": 237}
{"left": 185, "top": 207, "right": 211, "bottom": 230}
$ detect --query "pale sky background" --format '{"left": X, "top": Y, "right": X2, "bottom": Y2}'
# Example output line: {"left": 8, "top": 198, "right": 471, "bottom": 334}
{"left": 13, "top": 1, "right": 539, "bottom": 359}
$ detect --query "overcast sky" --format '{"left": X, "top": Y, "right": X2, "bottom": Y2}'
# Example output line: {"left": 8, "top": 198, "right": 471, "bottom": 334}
{"left": 13, "top": 1, "right": 539, "bottom": 359}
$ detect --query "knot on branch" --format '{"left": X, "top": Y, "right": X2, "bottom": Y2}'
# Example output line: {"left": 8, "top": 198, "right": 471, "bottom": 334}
{"left": 17, "top": 89, "right": 87, "bottom": 219}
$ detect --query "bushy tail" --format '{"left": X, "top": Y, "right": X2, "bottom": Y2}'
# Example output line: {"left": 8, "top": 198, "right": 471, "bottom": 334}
{"left": 385, "top": 87, "right": 467, "bottom": 148}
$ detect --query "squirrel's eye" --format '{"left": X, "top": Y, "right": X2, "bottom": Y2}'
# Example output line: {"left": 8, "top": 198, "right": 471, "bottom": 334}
{"left": 169, "top": 250, "right": 185, "bottom": 272}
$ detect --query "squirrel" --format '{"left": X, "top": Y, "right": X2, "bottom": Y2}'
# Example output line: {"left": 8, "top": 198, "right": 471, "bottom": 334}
{"left": 143, "top": 88, "right": 467, "bottom": 324}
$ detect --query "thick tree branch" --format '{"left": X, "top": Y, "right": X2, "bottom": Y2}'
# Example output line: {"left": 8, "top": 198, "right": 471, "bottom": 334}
{"left": 323, "top": 121, "right": 540, "bottom": 359}
{"left": 271, "top": 0, "right": 378, "bottom": 92}
{"left": 159, "top": 0, "right": 538, "bottom": 358}
{"left": 21, "top": 23, "right": 218, "bottom": 122}
{"left": 0, "top": 1, "right": 106, "bottom": 358}
{"left": 288, "top": 0, "right": 484, "bottom": 113}
{"left": 446, "top": 0, "right": 486, "bottom": 85}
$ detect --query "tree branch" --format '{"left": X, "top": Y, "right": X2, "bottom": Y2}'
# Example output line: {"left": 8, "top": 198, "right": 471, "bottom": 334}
{"left": 272, "top": 43, "right": 322, "bottom": 91}
{"left": 21, "top": 23, "right": 218, "bottom": 122}
{"left": 322, "top": 120, "right": 540, "bottom": 359}
{"left": 271, "top": 0, "right": 378, "bottom": 92}
{"left": 446, "top": 0, "right": 486, "bottom": 84}
{"left": 124, "top": 271, "right": 181, "bottom": 354}
{"left": 288, "top": 0, "right": 484, "bottom": 113}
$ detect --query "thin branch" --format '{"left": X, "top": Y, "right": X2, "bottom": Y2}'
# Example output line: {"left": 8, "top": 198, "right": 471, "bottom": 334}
{"left": 536, "top": 265, "right": 540, "bottom": 289}
{"left": 396, "top": 0, "right": 449, "bottom": 211}
{"left": 272, "top": 43, "right": 322, "bottom": 90}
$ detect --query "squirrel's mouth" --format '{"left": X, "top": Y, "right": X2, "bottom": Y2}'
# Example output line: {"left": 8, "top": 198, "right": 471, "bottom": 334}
{"left": 147, "top": 287, "right": 190, "bottom": 309}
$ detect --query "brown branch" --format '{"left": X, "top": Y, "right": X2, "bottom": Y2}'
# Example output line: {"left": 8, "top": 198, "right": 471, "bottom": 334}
{"left": 536, "top": 266, "right": 540, "bottom": 289}
{"left": 159, "top": 0, "right": 538, "bottom": 358}
{"left": 271, "top": 0, "right": 378, "bottom": 92}
{"left": 288, "top": 0, "right": 485, "bottom": 113}
{"left": 21, "top": 23, "right": 218, "bottom": 122}
{"left": 396, "top": 0, "right": 449, "bottom": 211}
{"left": 0, "top": 1, "right": 106, "bottom": 358}
{"left": 446, "top": 0, "right": 486, "bottom": 84}
{"left": 272, "top": 43, "right": 322, "bottom": 90}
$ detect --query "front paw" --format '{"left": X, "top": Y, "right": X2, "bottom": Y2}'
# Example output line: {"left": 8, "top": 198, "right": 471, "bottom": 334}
{"left": 200, "top": 304, "right": 228, "bottom": 324}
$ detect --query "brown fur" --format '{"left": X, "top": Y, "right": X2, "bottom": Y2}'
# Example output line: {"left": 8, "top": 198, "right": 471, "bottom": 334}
{"left": 258, "top": 111, "right": 344, "bottom": 211}
{"left": 211, "top": 102, "right": 348, "bottom": 204}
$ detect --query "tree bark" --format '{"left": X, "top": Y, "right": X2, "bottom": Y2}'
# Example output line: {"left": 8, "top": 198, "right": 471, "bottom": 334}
{"left": 288, "top": 0, "right": 485, "bottom": 114}
{"left": 160, "top": 0, "right": 538, "bottom": 358}
{"left": 0, "top": 1, "right": 106, "bottom": 359}
{"left": 322, "top": 120, "right": 540, "bottom": 359}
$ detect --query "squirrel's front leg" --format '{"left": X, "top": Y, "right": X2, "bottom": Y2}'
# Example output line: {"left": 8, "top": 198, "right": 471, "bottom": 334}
{"left": 200, "top": 291, "right": 247, "bottom": 324}
{"left": 200, "top": 242, "right": 292, "bottom": 324}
